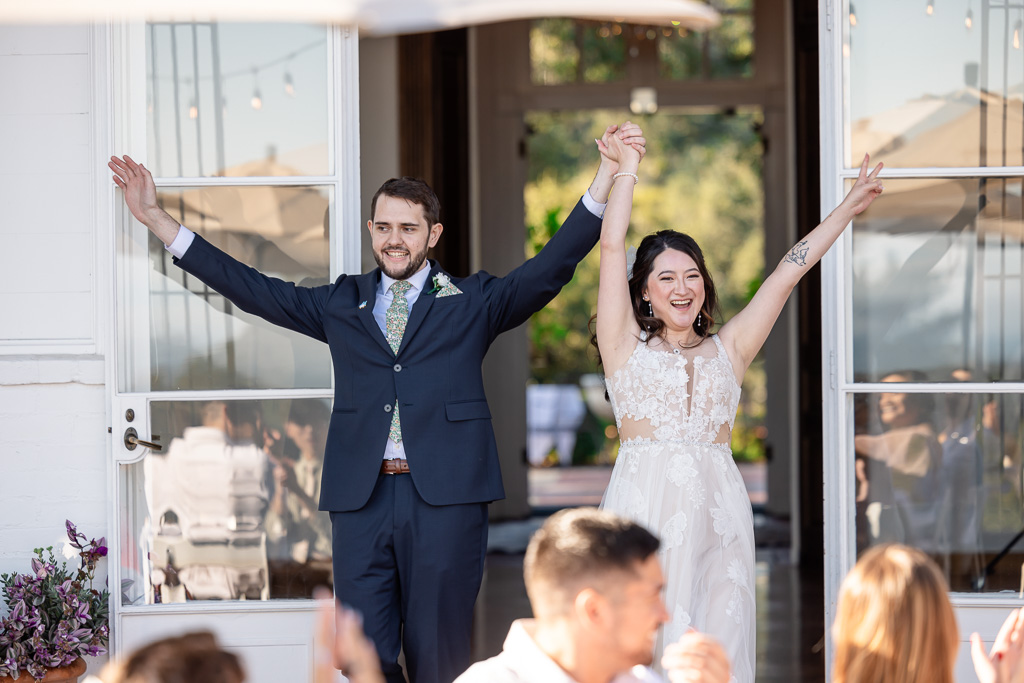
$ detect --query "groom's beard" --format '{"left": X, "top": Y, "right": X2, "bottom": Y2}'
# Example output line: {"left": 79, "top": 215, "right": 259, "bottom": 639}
{"left": 373, "top": 244, "right": 429, "bottom": 280}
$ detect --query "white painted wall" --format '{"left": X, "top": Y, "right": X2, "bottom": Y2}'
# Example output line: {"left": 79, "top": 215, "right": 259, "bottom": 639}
{"left": 0, "top": 22, "right": 110, "bottom": 676}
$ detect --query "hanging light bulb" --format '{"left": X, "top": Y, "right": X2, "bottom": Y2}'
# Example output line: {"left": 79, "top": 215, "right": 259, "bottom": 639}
{"left": 250, "top": 67, "right": 263, "bottom": 110}
{"left": 284, "top": 71, "right": 295, "bottom": 97}
{"left": 926, "top": 0, "right": 934, "bottom": 15}
{"left": 1015, "top": 20, "right": 1022, "bottom": 49}
{"left": 188, "top": 99, "right": 198, "bottom": 120}
{"left": 965, "top": 7, "right": 973, "bottom": 28}
{"left": 849, "top": 2, "right": 857, "bottom": 27}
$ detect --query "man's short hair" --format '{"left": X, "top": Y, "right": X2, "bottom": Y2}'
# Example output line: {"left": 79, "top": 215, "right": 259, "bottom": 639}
{"left": 370, "top": 177, "right": 441, "bottom": 226}
{"left": 523, "top": 507, "right": 661, "bottom": 616}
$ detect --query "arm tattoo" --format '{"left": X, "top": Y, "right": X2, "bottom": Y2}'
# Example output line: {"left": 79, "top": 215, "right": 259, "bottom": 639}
{"left": 784, "top": 240, "right": 810, "bottom": 267}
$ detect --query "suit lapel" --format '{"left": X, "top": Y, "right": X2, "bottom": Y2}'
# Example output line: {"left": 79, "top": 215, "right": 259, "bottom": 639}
{"left": 355, "top": 270, "right": 394, "bottom": 356}
{"left": 398, "top": 262, "right": 441, "bottom": 356}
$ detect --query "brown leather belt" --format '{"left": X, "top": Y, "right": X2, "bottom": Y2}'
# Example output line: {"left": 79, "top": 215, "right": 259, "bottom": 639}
{"left": 380, "top": 458, "right": 411, "bottom": 475}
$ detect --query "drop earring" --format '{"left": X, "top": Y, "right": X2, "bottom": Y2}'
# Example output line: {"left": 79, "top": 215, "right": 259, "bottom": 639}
{"left": 696, "top": 311, "right": 703, "bottom": 328}
{"left": 642, "top": 296, "right": 653, "bottom": 317}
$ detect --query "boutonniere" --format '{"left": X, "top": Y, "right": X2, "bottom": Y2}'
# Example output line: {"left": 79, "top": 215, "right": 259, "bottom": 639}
{"left": 428, "top": 272, "right": 463, "bottom": 298}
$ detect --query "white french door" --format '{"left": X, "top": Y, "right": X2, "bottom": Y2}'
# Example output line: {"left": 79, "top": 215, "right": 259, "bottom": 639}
{"left": 106, "top": 20, "right": 361, "bottom": 681}
{"left": 820, "top": 0, "right": 1024, "bottom": 677}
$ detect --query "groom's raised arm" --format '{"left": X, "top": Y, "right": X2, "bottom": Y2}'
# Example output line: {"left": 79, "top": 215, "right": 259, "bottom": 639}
{"left": 109, "top": 155, "right": 331, "bottom": 343}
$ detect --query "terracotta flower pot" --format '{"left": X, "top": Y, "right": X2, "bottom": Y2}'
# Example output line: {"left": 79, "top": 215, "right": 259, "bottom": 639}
{"left": 0, "top": 658, "right": 87, "bottom": 683}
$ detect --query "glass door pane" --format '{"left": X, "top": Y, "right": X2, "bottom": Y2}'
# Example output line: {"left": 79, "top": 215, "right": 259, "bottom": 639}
{"left": 120, "top": 397, "right": 333, "bottom": 605}
{"left": 851, "top": 177, "right": 1024, "bottom": 381}
{"left": 147, "top": 22, "right": 330, "bottom": 178}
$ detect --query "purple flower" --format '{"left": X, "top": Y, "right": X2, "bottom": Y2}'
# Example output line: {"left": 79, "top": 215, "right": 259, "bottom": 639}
{"left": 65, "top": 521, "right": 83, "bottom": 550}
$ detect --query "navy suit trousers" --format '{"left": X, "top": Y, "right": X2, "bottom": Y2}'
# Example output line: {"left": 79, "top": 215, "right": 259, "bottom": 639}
{"left": 331, "top": 474, "right": 488, "bottom": 683}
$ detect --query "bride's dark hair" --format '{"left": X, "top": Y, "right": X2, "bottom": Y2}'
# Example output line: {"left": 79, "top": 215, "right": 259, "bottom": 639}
{"left": 591, "top": 230, "right": 720, "bottom": 369}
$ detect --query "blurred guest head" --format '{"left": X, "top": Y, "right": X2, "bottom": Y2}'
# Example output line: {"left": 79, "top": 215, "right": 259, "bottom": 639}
{"left": 101, "top": 631, "right": 245, "bottom": 683}
{"left": 833, "top": 544, "right": 958, "bottom": 683}
{"left": 524, "top": 507, "right": 667, "bottom": 671}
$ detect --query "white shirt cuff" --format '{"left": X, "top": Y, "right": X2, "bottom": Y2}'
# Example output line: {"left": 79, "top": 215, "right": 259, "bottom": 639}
{"left": 166, "top": 225, "right": 195, "bottom": 259}
{"left": 581, "top": 190, "right": 607, "bottom": 219}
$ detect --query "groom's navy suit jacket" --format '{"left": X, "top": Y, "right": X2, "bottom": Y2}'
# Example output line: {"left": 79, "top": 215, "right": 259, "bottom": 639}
{"left": 173, "top": 199, "right": 601, "bottom": 512}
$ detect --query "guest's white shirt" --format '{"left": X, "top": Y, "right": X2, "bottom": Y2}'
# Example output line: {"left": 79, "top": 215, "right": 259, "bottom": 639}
{"left": 164, "top": 193, "right": 607, "bottom": 463}
{"left": 454, "top": 619, "right": 661, "bottom": 683}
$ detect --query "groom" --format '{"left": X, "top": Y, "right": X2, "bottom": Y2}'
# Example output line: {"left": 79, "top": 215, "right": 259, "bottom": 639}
{"left": 109, "top": 122, "right": 645, "bottom": 683}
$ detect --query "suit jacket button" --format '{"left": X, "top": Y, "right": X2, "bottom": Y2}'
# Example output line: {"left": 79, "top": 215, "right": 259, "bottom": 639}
{"left": 394, "top": 363, "right": 402, "bottom": 372}
{"left": 384, "top": 404, "right": 393, "bottom": 413}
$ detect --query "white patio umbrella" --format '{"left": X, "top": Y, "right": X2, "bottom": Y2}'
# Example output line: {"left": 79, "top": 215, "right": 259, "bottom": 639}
{"left": 0, "top": 0, "right": 718, "bottom": 31}
{"left": 357, "top": 0, "right": 721, "bottom": 35}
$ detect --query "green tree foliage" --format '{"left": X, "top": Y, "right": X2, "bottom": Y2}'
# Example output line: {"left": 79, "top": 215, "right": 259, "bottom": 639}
{"left": 525, "top": 108, "right": 767, "bottom": 461}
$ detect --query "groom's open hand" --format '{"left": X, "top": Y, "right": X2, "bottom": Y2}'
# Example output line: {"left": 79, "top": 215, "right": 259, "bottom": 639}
{"left": 109, "top": 155, "right": 181, "bottom": 245}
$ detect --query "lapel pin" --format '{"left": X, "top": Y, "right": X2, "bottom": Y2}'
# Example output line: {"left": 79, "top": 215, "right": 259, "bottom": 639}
{"left": 358, "top": 301, "right": 367, "bottom": 309}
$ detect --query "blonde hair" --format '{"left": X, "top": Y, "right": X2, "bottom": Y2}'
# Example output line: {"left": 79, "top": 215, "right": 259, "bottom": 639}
{"left": 833, "top": 545, "right": 958, "bottom": 683}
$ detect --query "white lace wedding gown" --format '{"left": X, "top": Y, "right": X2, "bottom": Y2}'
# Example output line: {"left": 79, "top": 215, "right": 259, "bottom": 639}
{"left": 601, "top": 333, "right": 755, "bottom": 683}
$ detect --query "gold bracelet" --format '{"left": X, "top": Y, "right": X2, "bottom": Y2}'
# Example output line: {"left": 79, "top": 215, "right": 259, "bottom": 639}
{"left": 612, "top": 171, "right": 638, "bottom": 184}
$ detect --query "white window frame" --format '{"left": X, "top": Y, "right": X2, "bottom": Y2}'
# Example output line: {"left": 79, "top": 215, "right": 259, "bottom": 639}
{"left": 819, "top": 0, "right": 1024, "bottom": 673}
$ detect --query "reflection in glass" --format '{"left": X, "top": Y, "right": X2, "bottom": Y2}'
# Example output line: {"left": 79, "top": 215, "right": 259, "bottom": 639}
{"left": 852, "top": 177, "right": 1024, "bottom": 381}
{"left": 119, "top": 398, "right": 333, "bottom": 605}
{"left": 146, "top": 22, "right": 329, "bottom": 177}
{"left": 145, "top": 186, "right": 332, "bottom": 392}
{"left": 847, "top": 1, "right": 1024, "bottom": 167}
{"left": 854, "top": 388, "right": 1024, "bottom": 592}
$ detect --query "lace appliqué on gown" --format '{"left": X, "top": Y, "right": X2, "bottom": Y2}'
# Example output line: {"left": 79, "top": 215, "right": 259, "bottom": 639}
{"left": 601, "top": 334, "right": 755, "bottom": 683}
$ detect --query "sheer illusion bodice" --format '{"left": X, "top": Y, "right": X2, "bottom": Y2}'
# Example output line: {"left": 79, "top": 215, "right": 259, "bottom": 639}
{"left": 606, "top": 333, "right": 740, "bottom": 446}
{"left": 601, "top": 333, "right": 755, "bottom": 683}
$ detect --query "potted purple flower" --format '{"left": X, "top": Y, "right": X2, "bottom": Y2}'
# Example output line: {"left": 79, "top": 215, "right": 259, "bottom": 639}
{"left": 0, "top": 521, "right": 109, "bottom": 682}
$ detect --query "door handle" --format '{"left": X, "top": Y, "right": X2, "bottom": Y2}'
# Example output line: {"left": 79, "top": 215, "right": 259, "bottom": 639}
{"left": 124, "top": 427, "right": 163, "bottom": 452}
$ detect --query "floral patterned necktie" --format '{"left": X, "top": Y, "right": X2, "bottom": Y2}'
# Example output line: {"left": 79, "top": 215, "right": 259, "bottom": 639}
{"left": 386, "top": 280, "right": 412, "bottom": 444}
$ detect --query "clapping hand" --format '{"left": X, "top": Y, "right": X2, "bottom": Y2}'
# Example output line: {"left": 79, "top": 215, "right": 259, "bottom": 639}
{"left": 972, "top": 608, "right": 1024, "bottom": 683}
{"left": 661, "top": 630, "right": 731, "bottom": 683}
{"left": 841, "top": 154, "right": 884, "bottom": 216}
{"left": 314, "top": 588, "right": 385, "bottom": 683}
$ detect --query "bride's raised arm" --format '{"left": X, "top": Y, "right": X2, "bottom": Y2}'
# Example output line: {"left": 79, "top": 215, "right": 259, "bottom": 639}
{"left": 596, "top": 126, "right": 644, "bottom": 375}
{"left": 720, "top": 154, "right": 884, "bottom": 378}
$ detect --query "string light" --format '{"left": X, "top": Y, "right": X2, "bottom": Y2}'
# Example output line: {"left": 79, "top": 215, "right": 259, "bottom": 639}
{"left": 850, "top": 2, "right": 857, "bottom": 27}
{"left": 250, "top": 68, "right": 263, "bottom": 110}
{"left": 1015, "top": 20, "right": 1022, "bottom": 49}
{"left": 965, "top": 7, "right": 973, "bottom": 28}
{"left": 284, "top": 71, "right": 295, "bottom": 97}
{"left": 926, "top": 0, "right": 934, "bottom": 15}
{"left": 188, "top": 99, "right": 198, "bottom": 120}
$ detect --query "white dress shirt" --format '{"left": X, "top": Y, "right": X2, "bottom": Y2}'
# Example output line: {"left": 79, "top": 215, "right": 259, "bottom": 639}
{"left": 164, "top": 193, "right": 607, "bottom": 463}
{"left": 453, "top": 619, "right": 661, "bottom": 683}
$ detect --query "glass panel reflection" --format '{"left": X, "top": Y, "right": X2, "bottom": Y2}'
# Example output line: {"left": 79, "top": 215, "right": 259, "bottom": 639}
{"left": 854, "top": 390, "right": 1024, "bottom": 593}
{"left": 147, "top": 22, "right": 329, "bottom": 177}
{"left": 147, "top": 185, "right": 332, "bottom": 391}
{"left": 852, "top": 177, "right": 1024, "bottom": 382}
{"left": 120, "top": 398, "right": 333, "bottom": 605}
{"left": 847, "top": 1, "right": 1024, "bottom": 167}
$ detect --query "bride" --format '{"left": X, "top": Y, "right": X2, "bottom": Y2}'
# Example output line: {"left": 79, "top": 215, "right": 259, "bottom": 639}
{"left": 594, "top": 132, "right": 883, "bottom": 681}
